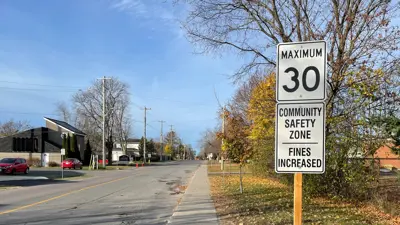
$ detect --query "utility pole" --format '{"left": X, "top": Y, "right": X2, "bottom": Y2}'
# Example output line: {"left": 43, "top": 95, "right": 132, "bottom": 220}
{"left": 143, "top": 107, "right": 151, "bottom": 164}
{"left": 98, "top": 76, "right": 111, "bottom": 168}
{"left": 158, "top": 120, "right": 165, "bottom": 161}
{"left": 183, "top": 145, "right": 186, "bottom": 160}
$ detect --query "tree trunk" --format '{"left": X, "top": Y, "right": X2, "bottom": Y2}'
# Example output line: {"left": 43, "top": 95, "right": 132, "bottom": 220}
{"left": 239, "top": 164, "right": 243, "bottom": 194}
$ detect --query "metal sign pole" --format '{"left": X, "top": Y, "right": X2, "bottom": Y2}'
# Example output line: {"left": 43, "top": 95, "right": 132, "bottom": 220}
{"left": 61, "top": 155, "right": 63, "bottom": 179}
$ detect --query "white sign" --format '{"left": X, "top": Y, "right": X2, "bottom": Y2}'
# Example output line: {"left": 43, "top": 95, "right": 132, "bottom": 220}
{"left": 275, "top": 102, "right": 325, "bottom": 173}
{"left": 277, "top": 41, "right": 326, "bottom": 102}
{"left": 148, "top": 154, "right": 151, "bottom": 158}
{"left": 61, "top": 148, "right": 65, "bottom": 156}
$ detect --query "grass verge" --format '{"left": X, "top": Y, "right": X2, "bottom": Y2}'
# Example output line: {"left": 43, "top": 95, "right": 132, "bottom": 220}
{"left": 209, "top": 174, "right": 400, "bottom": 225}
{"left": 53, "top": 173, "right": 91, "bottom": 181}
{"left": 0, "top": 185, "right": 19, "bottom": 191}
{"left": 208, "top": 163, "right": 250, "bottom": 173}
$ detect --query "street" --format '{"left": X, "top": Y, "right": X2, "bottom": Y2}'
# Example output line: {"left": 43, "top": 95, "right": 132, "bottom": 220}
{"left": 0, "top": 161, "right": 202, "bottom": 225}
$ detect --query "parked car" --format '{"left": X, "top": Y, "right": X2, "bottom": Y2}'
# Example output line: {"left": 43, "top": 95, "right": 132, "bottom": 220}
{"left": 0, "top": 158, "right": 29, "bottom": 175}
{"left": 98, "top": 159, "right": 109, "bottom": 165}
{"left": 62, "top": 158, "right": 82, "bottom": 169}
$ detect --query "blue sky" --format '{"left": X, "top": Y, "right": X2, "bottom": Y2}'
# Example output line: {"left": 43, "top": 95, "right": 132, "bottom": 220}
{"left": 0, "top": 0, "right": 240, "bottom": 152}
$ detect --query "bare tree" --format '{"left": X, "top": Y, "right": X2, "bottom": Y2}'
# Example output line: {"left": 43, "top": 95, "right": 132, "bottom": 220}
{"left": 0, "top": 120, "right": 31, "bottom": 137}
{"left": 198, "top": 128, "right": 221, "bottom": 158}
{"left": 73, "top": 77, "right": 131, "bottom": 165}
{"left": 55, "top": 101, "right": 72, "bottom": 124}
{"left": 115, "top": 100, "right": 132, "bottom": 155}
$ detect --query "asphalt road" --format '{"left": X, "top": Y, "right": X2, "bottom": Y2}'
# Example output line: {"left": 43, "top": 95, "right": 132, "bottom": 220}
{"left": 0, "top": 160, "right": 202, "bottom": 225}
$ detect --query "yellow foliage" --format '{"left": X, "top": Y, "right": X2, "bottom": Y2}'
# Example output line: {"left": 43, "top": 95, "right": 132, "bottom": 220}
{"left": 164, "top": 144, "right": 172, "bottom": 155}
{"left": 247, "top": 73, "right": 276, "bottom": 141}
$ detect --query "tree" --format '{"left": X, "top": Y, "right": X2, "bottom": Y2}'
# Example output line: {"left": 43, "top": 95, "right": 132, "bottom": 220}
{"left": 73, "top": 77, "right": 131, "bottom": 166}
{"left": 218, "top": 108, "right": 253, "bottom": 194}
{"left": 0, "top": 120, "right": 31, "bottom": 137}
{"left": 71, "top": 134, "right": 81, "bottom": 160}
{"left": 55, "top": 101, "right": 72, "bottom": 124}
{"left": 247, "top": 73, "right": 276, "bottom": 175}
{"left": 147, "top": 139, "right": 156, "bottom": 154}
{"left": 164, "top": 144, "right": 173, "bottom": 156}
{"left": 198, "top": 128, "right": 221, "bottom": 159}
{"left": 83, "top": 140, "right": 92, "bottom": 166}
{"left": 183, "top": 0, "right": 400, "bottom": 199}
{"left": 66, "top": 134, "right": 72, "bottom": 158}
{"left": 62, "top": 134, "right": 68, "bottom": 158}
{"left": 164, "top": 131, "right": 181, "bottom": 159}
{"left": 70, "top": 134, "right": 76, "bottom": 157}
{"left": 138, "top": 137, "right": 145, "bottom": 158}
{"left": 370, "top": 114, "right": 400, "bottom": 154}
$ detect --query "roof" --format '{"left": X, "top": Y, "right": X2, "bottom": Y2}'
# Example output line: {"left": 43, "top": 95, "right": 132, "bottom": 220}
{"left": 126, "top": 138, "right": 141, "bottom": 143}
{"left": 44, "top": 117, "right": 86, "bottom": 136}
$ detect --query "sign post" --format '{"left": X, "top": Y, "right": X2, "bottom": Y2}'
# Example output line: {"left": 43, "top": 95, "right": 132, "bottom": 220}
{"left": 276, "top": 41, "right": 326, "bottom": 225}
{"left": 60, "top": 148, "right": 65, "bottom": 179}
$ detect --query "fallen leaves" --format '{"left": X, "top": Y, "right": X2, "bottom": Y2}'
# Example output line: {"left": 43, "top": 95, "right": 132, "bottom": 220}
{"left": 209, "top": 174, "right": 399, "bottom": 225}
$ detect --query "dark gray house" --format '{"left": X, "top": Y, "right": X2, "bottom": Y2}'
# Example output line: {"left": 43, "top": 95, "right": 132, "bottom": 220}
{"left": 0, "top": 117, "right": 85, "bottom": 165}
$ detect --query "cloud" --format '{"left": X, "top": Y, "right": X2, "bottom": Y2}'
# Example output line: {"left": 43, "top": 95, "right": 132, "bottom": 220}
{"left": 109, "top": 0, "right": 185, "bottom": 39}
{"left": 110, "top": 0, "right": 147, "bottom": 15}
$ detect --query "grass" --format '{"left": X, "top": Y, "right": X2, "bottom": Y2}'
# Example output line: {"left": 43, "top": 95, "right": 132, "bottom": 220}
{"left": 82, "top": 165, "right": 133, "bottom": 170}
{"left": 209, "top": 174, "right": 400, "bottom": 225}
{"left": 54, "top": 173, "right": 91, "bottom": 181}
{"left": 0, "top": 185, "right": 19, "bottom": 191}
{"left": 208, "top": 162, "right": 251, "bottom": 173}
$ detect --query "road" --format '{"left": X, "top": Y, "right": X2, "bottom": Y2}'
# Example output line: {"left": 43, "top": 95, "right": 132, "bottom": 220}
{"left": 0, "top": 161, "right": 202, "bottom": 225}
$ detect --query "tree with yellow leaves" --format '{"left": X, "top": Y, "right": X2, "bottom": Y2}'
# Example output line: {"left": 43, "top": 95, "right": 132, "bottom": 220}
{"left": 247, "top": 73, "right": 276, "bottom": 175}
{"left": 164, "top": 144, "right": 173, "bottom": 156}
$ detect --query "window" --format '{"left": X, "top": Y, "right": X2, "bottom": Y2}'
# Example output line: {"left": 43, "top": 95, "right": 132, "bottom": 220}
{"left": 0, "top": 158, "right": 16, "bottom": 163}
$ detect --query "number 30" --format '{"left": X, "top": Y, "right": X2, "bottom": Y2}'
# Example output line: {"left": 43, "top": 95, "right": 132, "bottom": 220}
{"left": 283, "top": 66, "right": 320, "bottom": 92}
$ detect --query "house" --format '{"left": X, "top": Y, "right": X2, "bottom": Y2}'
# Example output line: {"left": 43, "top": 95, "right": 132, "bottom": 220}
{"left": 374, "top": 143, "right": 400, "bottom": 169}
{"left": 0, "top": 117, "right": 85, "bottom": 166}
{"left": 112, "top": 138, "right": 141, "bottom": 162}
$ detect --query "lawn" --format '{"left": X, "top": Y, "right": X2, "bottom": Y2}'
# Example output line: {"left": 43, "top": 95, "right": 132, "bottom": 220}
{"left": 82, "top": 165, "right": 133, "bottom": 170}
{"left": 209, "top": 174, "right": 400, "bottom": 225}
{"left": 208, "top": 162, "right": 251, "bottom": 173}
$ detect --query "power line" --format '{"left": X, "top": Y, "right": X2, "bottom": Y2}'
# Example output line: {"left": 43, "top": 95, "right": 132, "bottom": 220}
{"left": 0, "top": 80, "right": 84, "bottom": 89}
{"left": 0, "top": 86, "right": 79, "bottom": 92}
{"left": 0, "top": 111, "right": 59, "bottom": 116}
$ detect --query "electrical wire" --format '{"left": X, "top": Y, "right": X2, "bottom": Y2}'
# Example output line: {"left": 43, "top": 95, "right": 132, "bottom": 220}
{"left": 0, "top": 86, "right": 79, "bottom": 92}
{"left": 0, "top": 80, "right": 84, "bottom": 89}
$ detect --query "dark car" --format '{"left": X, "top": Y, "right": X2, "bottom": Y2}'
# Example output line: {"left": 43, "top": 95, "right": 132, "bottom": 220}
{"left": 62, "top": 158, "right": 83, "bottom": 169}
{"left": 0, "top": 158, "right": 29, "bottom": 175}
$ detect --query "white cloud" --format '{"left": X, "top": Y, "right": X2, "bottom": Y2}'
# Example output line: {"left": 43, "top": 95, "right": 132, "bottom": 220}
{"left": 111, "top": 0, "right": 147, "bottom": 15}
{"left": 109, "top": 0, "right": 185, "bottom": 39}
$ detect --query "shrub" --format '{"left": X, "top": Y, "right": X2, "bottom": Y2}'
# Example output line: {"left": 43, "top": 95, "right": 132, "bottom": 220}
{"left": 48, "top": 161, "right": 60, "bottom": 167}
{"left": 27, "top": 157, "right": 41, "bottom": 167}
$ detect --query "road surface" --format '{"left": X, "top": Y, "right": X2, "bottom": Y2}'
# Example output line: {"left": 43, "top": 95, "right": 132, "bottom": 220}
{"left": 0, "top": 161, "right": 202, "bottom": 225}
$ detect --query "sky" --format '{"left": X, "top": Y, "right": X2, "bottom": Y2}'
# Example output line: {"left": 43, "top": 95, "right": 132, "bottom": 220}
{"left": 0, "top": 0, "right": 240, "bottom": 152}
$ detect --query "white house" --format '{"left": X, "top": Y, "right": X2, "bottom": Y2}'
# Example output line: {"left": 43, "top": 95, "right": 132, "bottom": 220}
{"left": 112, "top": 138, "right": 140, "bottom": 162}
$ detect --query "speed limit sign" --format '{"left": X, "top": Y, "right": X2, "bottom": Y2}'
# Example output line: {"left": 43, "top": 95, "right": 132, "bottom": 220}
{"left": 277, "top": 41, "right": 326, "bottom": 102}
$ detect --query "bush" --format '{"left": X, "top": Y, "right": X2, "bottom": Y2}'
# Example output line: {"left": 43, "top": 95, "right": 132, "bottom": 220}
{"left": 27, "top": 157, "right": 41, "bottom": 167}
{"left": 48, "top": 161, "right": 60, "bottom": 167}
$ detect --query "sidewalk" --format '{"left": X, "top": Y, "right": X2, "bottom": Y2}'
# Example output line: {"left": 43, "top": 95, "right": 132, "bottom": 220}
{"left": 168, "top": 164, "right": 219, "bottom": 225}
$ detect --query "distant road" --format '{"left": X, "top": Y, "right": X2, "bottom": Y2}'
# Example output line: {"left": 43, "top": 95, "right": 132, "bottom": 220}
{"left": 0, "top": 160, "right": 202, "bottom": 225}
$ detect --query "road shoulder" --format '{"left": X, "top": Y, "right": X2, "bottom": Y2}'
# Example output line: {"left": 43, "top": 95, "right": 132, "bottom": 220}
{"left": 168, "top": 164, "right": 219, "bottom": 225}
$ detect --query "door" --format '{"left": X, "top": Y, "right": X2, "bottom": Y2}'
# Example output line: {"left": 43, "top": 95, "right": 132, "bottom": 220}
{"left": 42, "top": 153, "right": 50, "bottom": 167}
{"left": 15, "top": 159, "right": 22, "bottom": 172}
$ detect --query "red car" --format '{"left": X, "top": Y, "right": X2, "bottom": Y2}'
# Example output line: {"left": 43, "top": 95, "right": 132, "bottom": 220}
{"left": 62, "top": 158, "right": 83, "bottom": 169}
{"left": 98, "top": 159, "right": 109, "bottom": 165}
{"left": 0, "top": 158, "right": 29, "bottom": 175}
